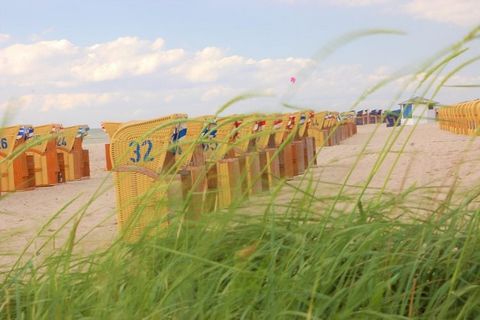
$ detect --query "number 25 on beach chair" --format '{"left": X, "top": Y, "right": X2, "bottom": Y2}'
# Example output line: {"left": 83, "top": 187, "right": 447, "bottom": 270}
{"left": 110, "top": 114, "right": 187, "bottom": 239}
{"left": 27, "top": 124, "right": 64, "bottom": 186}
{"left": 56, "top": 125, "right": 90, "bottom": 181}
{"left": 0, "top": 125, "right": 36, "bottom": 192}
{"left": 101, "top": 122, "right": 122, "bottom": 171}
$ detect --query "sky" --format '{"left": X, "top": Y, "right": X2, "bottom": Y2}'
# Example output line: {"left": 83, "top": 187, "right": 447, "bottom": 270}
{"left": 0, "top": 0, "right": 479, "bottom": 127}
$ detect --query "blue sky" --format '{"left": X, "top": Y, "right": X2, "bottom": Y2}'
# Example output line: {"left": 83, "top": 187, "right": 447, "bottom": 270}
{"left": 0, "top": 0, "right": 478, "bottom": 127}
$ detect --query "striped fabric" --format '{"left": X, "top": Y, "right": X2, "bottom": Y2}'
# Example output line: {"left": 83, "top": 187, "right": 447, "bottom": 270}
{"left": 17, "top": 126, "right": 34, "bottom": 140}
{"left": 77, "top": 126, "right": 90, "bottom": 138}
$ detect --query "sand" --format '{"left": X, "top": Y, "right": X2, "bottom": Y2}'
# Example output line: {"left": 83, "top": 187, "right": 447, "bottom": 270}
{"left": 2, "top": 123, "right": 480, "bottom": 270}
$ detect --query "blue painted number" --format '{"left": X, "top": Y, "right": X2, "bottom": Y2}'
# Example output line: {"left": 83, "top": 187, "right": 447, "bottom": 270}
{"left": 0, "top": 138, "right": 7, "bottom": 149}
{"left": 129, "top": 140, "right": 154, "bottom": 163}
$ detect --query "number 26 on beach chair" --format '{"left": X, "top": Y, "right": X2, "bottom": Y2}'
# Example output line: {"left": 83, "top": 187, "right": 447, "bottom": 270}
{"left": 110, "top": 114, "right": 187, "bottom": 239}
{"left": 56, "top": 125, "right": 90, "bottom": 181}
{"left": 0, "top": 125, "right": 36, "bottom": 192}
{"left": 27, "top": 124, "right": 64, "bottom": 186}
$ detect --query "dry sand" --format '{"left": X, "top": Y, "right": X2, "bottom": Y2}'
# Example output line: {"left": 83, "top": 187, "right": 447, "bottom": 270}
{"left": 2, "top": 123, "right": 480, "bottom": 270}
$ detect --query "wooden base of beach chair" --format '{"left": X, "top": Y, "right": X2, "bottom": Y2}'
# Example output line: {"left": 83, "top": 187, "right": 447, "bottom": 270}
{"left": 29, "top": 140, "right": 62, "bottom": 187}
{"left": 303, "top": 137, "right": 316, "bottom": 167}
{"left": 238, "top": 152, "right": 262, "bottom": 196}
{"left": 322, "top": 129, "right": 332, "bottom": 146}
{"left": 216, "top": 158, "right": 243, "bottom": 209}
{"left": 292, "top": 140, "right": 305, "bottom": 176}
{"left": 180, "top": 165, "right": 209, "bottom": 219}
{"left": 259, "top": 148, "right": 280, "bottom": 191}
{"left": 279, "top": 143, "right": 295, "bottom": 179}
{"left": 191, "top": 145, "right": 207, "bottom": 167}
{"left": 12, "top": 152, "right": 35, "bottom": 191}
{"left": 57, "top": 153, "right": 66, "bottom": 183}
{"left": 82, "top": 149, "right": 90, "bottom": 178}
{"left": 105, "top": 143, "right": 112, "bottom": 171}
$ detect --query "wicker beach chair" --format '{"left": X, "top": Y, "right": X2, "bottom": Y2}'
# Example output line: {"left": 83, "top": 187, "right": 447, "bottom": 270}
{"left": 203, "top": 116, "right": 245, "bottom": 209}
{"left": 27, "top": 124, "right": 64, "bottom": 186}
{"left": 110, "top": 114, "right": 187, "bottom": 239}
{"left": 253, "top": 114, "right": 282, "bottom": 190}
{"left": 56, "top": 125, "right": 90, "bottom": 181}
{"left": 0, "top": 125, "right": 36, "bottom": 192}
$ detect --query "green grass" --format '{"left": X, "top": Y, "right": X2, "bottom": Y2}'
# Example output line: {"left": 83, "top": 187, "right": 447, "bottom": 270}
{"left": 2, "top": 195, "right": 480, "bottom": 319}
{"left": 1, "top": 26, "right": 480, "bottom": 319}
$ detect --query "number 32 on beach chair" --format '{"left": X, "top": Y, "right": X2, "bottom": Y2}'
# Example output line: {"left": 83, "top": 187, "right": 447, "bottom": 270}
{"left": 110, "top": 114, "right": 187, "bottom": 239}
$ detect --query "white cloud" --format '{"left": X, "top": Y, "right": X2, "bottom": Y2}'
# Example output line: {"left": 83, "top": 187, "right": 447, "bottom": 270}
{"left": 71, "top": 37, "right": 185, "bottom": 82}
{"left": 0, "top": 39, "right": 77, "bottom": 76}
{"left": 404, "top": 0, "right": 480, "bottom": 27}
{"left": 0, "top": 33, "right": 10, "bottom": 43}
{"left": 170, "top": 47, "right": 251, "bottom": 83}
{"left": 0, "top": 34, "right": 477, "bottom": 126}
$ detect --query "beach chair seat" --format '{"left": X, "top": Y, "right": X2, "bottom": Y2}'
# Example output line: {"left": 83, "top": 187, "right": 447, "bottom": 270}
{"left": 27, "top": 124, "right": 63, "bottom": 187}
{"left": 110, "top": 114, "right": 187, "bottom": 239}
{"left": 0, "top": 125, "right": 36, "bottom": 192}
{"left": 56, "top": 125, "right": 90, "bottom": 181}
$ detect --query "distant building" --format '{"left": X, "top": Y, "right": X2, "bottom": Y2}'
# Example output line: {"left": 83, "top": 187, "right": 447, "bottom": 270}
{"left": 399, "top": 97, "right": 439, "bottom": 125}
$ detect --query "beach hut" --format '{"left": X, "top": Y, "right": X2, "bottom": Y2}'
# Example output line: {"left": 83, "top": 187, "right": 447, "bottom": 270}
{"left": 27, "top": 124, "right": 64, "bottom": 186}
{"left": 101, "top": 122, "right": 122, "bottom": 171}
{"left": 399, "top": 97, "right": 439, "bottom": 125}
{"left": 0, "top": 125, "right": 36, "bottom": 192}
{"left": 56, "top": 125, "right": 90, "bottom": 181}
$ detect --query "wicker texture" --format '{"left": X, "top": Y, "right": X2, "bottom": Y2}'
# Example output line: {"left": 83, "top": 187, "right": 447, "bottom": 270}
{"left": 110, "top": 114, "right": 187, "bottom": 239}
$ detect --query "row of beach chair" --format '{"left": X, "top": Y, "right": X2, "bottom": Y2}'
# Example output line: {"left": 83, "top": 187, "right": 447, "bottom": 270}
{"left": 355, "top": 109, "right": 383, "bottom": 125}
{"left": 0, "top": 124, "right": 90, "bottom": 193}
{"left": 438, "top": 99, "right": 480, "bottom": 135}
{"left": 102, "top": 111, "right": 358, "bottom": 239}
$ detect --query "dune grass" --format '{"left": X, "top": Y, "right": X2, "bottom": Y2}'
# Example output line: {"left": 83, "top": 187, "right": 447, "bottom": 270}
{"left": 1, "top": 26, "right": 480, "bottom": 319}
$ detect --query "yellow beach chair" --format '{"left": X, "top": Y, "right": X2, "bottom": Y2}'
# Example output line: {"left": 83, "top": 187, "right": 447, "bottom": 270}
{"left": 308, "top": 111, "right": 327, "bottom": 150}
{"left": 56, "top": 125, "right": 90, "bottom": 181}
{"left": 101, "top": 122, "right": 123, "bottom": 171}
{"left": 171, "top": 116, "right": 214, "bottom": 218}
{"left": 110, "top": 114, "right": 187, "bottom": 239}
{"left": 203, "top": 116, "right": 246, "bottom": 209}
{"left": 232, "top": 115, "right": 264, "bottom": 195}
{"left": 27, "top": 124, "right": 64, "bottom": 186}
{"left": 0, "top": 125, "right": 36, "bottom": 192}
{"left": 254, "top": 114, "right": 281, "bottom": 190}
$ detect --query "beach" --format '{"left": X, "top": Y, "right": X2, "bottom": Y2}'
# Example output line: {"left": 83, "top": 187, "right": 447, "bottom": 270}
{"left": 1, "top": 123, "right": 479, "bottom": 270}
